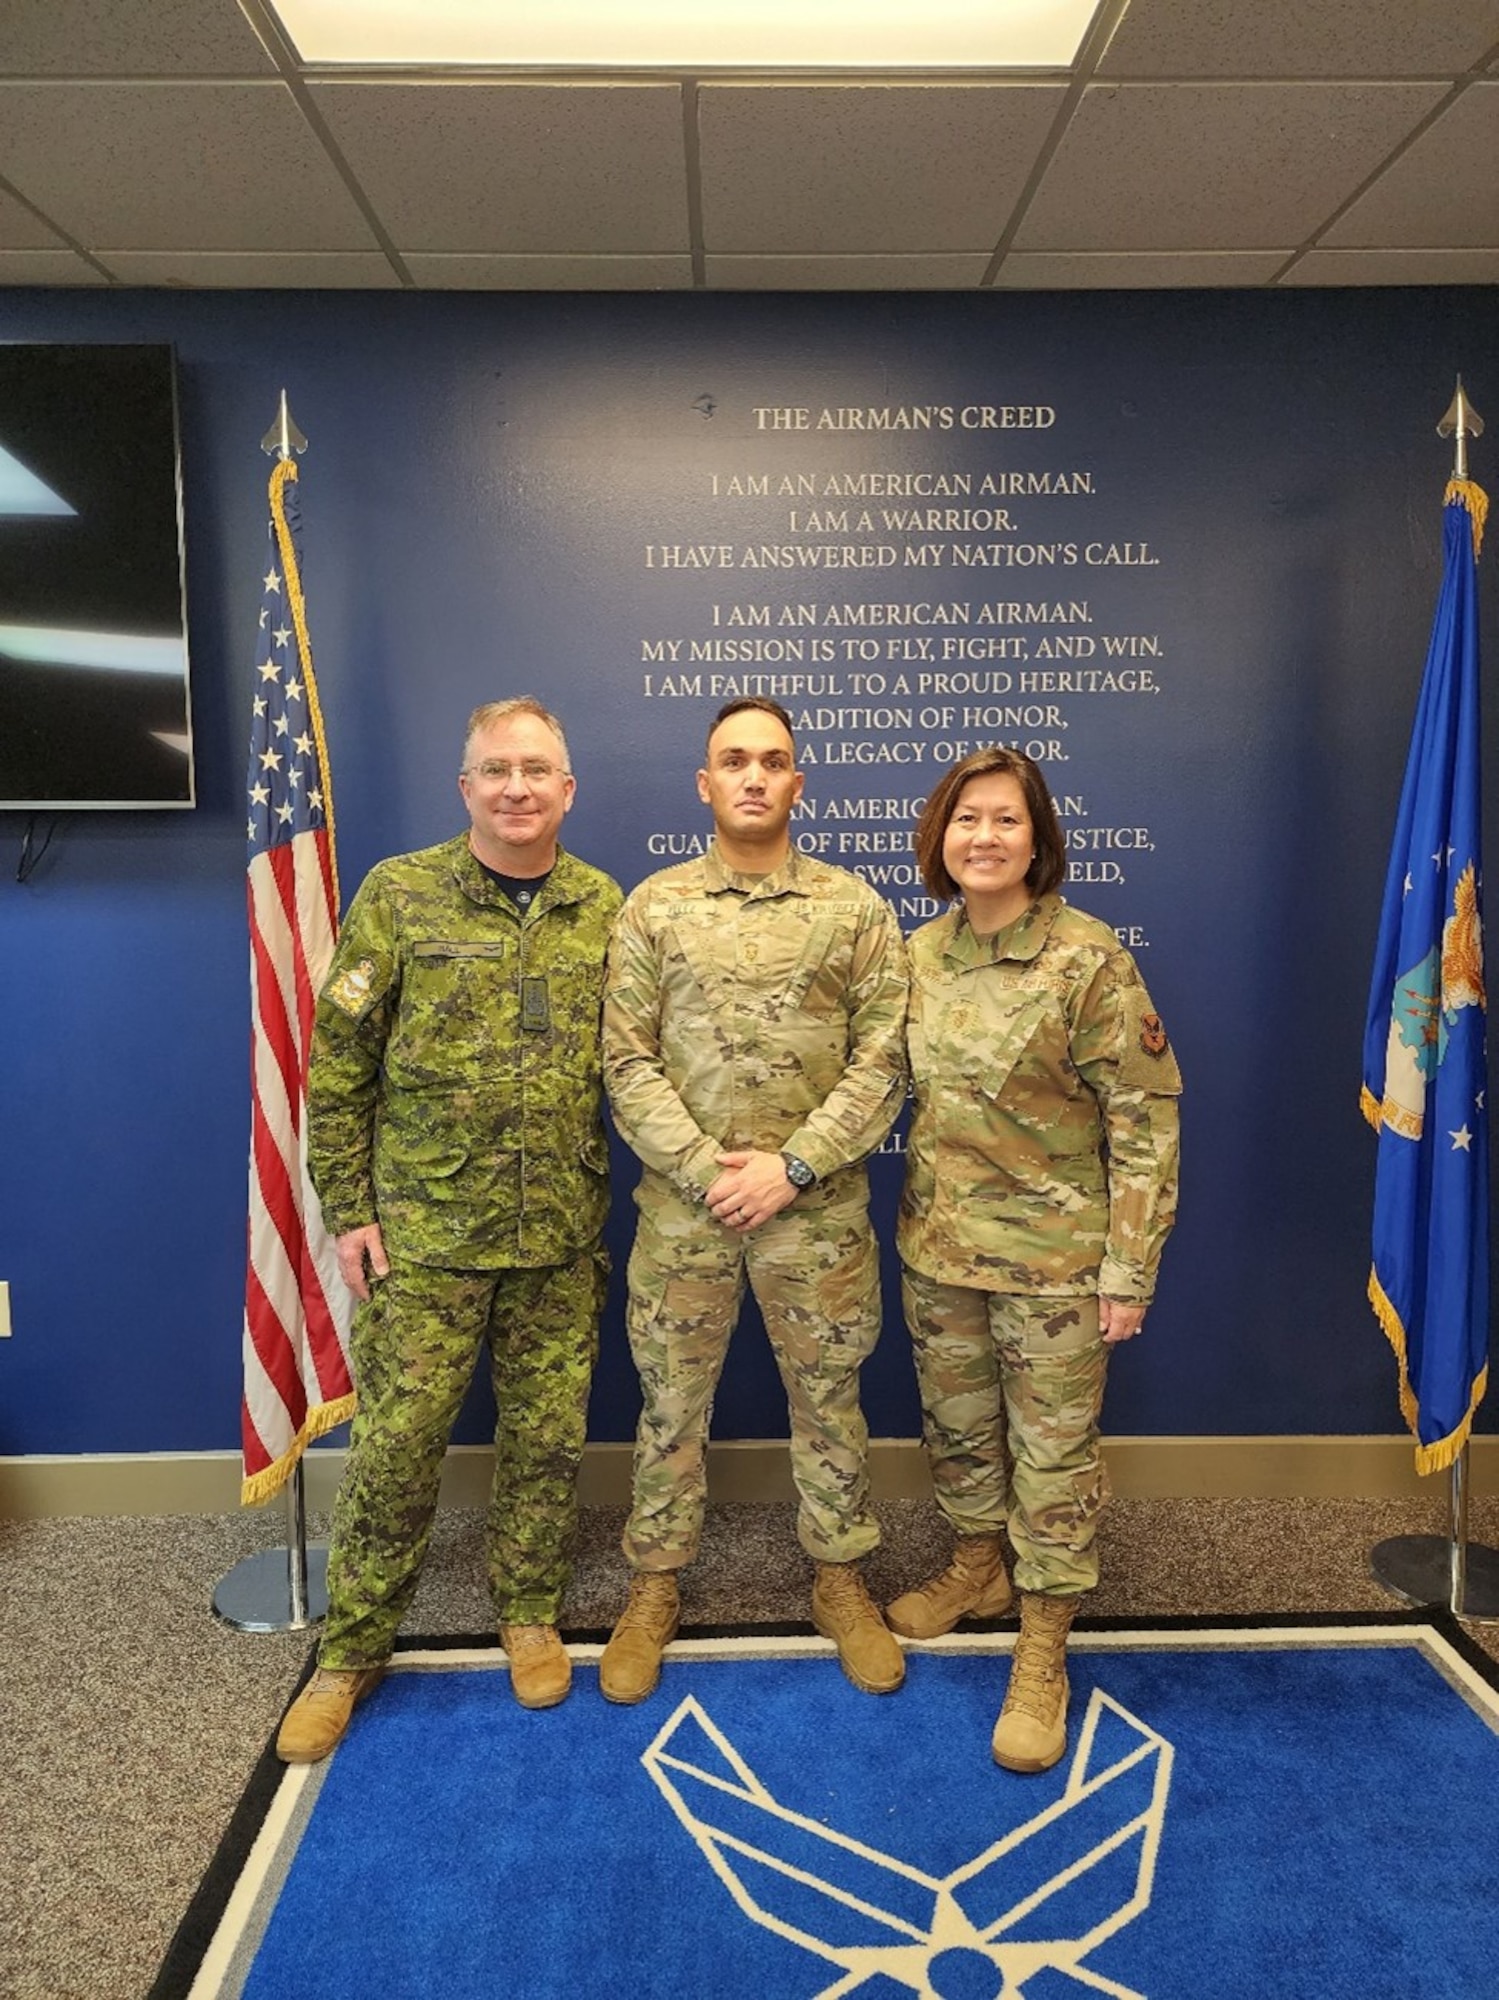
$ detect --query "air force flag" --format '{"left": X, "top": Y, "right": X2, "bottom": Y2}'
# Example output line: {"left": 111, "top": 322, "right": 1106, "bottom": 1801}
{"left": 1362, "top": 480, "right": 1490, "bottom": 1473}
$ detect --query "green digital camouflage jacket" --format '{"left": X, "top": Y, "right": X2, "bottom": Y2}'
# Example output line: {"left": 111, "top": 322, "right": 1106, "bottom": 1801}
{"left": 603, "top": 843, "right": 908, "bottom": 1201}
{"left": 897, "top": 893, "right": 1181, "bottom": 1300}
{"left": 308, "top": 835, "right": 623, "bottom": 1269}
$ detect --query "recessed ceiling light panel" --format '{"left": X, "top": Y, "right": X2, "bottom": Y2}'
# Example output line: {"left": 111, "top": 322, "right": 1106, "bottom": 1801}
{"left": 269, "top": 0, "right": 1099, "bottom": 70}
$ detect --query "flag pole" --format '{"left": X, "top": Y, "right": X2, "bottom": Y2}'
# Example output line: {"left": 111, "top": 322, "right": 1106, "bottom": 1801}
{"left": 1370, "top": 379, "right": 1499, "bottom": 1626}
{"left": 214, "top": 393, "right": 334, "bottom": 1636}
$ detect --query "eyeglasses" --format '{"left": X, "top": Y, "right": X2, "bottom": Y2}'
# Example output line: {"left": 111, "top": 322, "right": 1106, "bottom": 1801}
{"left": 462, "top": 759, "right": 566, "bottom": 785}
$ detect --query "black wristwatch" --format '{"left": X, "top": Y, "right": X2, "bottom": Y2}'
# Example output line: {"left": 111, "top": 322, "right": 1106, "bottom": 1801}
{"left": 781, "top": 1152, "right": 816, "bottom": 1190}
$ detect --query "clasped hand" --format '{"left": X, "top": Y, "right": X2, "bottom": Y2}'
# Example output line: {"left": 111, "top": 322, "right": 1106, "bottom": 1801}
{"left": 706, "top": 1149, "right": 799, "bottom": 1233}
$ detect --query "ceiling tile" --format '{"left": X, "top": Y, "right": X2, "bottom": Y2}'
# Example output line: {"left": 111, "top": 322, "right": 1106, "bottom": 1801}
{"left": 0, "top": 248, "right": 104, "bottom": 282}
{"left": 1016, "top": 82, "right": 1448, "bottom": 250}
{"left": 0, "top": 0, "right": 276, "bottom": 76}
{"left": 1101, "top": 0, "right": 1499, "bottom": 78}
{"left": 996, "top": 250, "right": 1288, "bottom": 287}
{"left": 705, "top": 254, "right": 991, "bottom": 289}
{"left": 405, "top": 253, "right": 692, "bottom": 289}
{"left": 1323, "top": 84, "right": 1499, "bottom": 247}
{"left": 0, "top": 84, "right": 378, "bottom": 250}
{"left": 0, "top": 181, "right": 66, "bottom": 250}
{"left": 98, "top": 250, "right": 400, "bottom": 286}
{"left": 308, "top": 82, "right": 687, "bottom": 253}
{"left": 1282, "top": 247, "right": 1499, "bottom": 284}
{"left": 698, "top": 83, "right": 1064, "bottom": 255}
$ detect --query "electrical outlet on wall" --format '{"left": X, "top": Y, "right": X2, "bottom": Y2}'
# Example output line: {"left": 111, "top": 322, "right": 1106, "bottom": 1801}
{"left": 0, "top": 1282, "right": 11, "bottom": 1337}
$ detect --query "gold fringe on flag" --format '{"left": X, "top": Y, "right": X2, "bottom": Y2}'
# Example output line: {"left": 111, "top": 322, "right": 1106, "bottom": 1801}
{"left": 242, "top": 1391, "right": 358, "bottom": 1508}
{"left": 1444, "top": 477, "right": 1488, "bottom": 561}
{"left": 1367, "top": 1266, "right": 1490, "bottom": 1476}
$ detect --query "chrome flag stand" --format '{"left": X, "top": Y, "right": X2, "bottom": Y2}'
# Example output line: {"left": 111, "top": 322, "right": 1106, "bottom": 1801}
{"left": 1372, "top": 1446, "right": 1499, "bottom": 1623}
{"left": 1370, "top": 380, "right": 1499, "bottom": 1626}
{"left": 213, "top": 1458, "right": 329, "bottom": 1633}
{"left": 214, "top": 392, "right": 333, "bottom": 1636}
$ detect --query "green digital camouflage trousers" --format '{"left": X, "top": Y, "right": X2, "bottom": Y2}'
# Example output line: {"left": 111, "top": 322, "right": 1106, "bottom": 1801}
{"left": 901, "top": 1266, "right": 1111, "bottom": 1596}
{"left": 319, "top": 1248, "right": 605, "bottom": 1669}
{"left": 623, "top": 1177, "right": 883, "bottom": 1571}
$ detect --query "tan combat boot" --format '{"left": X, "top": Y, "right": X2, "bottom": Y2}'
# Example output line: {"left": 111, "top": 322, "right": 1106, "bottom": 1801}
{"left": 275, "top": 1665, "right": 384, "bottom": 1764}
{"left": 886, "top": 1534, "right": 1012, "bottom": 1639}
{"left": 500, "top": 1624, "right": 572, "bottom": 1710}
{"left": 599, "top": 1572, "right": 680, "bottom": 1704}
{"left": 991, "top": 1593, "right": 1078, "bottom": 1773}
{"left": 812, "top": 1562, "right": 905, "bottom": 1694}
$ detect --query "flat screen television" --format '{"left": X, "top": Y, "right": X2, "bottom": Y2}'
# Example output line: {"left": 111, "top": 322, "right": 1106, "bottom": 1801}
{"left": 0, "top": 342, "right": 195, "bottom": 810}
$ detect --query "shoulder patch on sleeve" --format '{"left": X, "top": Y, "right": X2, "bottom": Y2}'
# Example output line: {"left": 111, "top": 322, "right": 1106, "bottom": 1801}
{"left": 326, "top": 956, "right": 381, "bottom": 1022}
{"left": 1117, "top": 988, "right": 1182, "bottom": 1092}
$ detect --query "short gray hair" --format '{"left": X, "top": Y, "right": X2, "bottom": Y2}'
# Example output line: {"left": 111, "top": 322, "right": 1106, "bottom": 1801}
{"left": 463, "top": 697, "right": 571, "bottom": 772}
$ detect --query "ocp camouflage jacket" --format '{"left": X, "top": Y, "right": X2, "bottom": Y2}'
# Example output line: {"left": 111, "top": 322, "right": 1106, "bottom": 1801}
{"left": 603, "top": 843, "right": 908, "bottom": 1202}
{"left": 897, "top": 893, "right": 1181, "bottom": 1300}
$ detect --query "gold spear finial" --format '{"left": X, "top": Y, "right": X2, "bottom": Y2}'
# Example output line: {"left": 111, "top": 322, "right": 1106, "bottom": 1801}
{"left": 1438, "top": 377, "right": 1484, "bottom": 482}
{"left": 260, "top": 389, "right": 308, "bottom": 461}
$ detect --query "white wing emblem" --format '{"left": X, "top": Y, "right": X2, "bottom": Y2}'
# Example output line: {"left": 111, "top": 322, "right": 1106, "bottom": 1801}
{"left": 641, "top": 1686, "right": 1172, "bottom": 1999}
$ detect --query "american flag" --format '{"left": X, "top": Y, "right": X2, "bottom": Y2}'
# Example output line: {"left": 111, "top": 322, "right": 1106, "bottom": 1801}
{"left": 241, "top": 454, "right": 354, "bottom": 1503}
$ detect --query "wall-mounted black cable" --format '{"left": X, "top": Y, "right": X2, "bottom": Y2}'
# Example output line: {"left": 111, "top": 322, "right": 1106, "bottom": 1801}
{"left": 16, "top": 814, "right": 56, "bottom": 884}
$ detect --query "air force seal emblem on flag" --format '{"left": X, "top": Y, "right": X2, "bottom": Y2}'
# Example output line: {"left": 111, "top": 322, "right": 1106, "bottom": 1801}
{"left": 1362, "top": 479, "right": 1491, "bottom": 1473}
{"left": 1377, "top": 864, "right": 1485, "bottom": 1143}
{"left": 642, "top": 1686, "right": 1173, "bottom": 1998}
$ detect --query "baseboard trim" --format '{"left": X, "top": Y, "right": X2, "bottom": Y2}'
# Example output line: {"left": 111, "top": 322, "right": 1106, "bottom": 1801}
{"left": 1, "top": 1435, "right": 1494, "bottom": 1519}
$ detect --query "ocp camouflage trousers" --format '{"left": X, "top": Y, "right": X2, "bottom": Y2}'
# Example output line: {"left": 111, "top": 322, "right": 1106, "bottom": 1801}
{"left": 900, "top": 1265, "right": 1110, "bottom": 1595}
{"left": 319, "top": 1248, "right": 605, "bottom": 1669}
{"left": 623, "top": 1178, "right": 883, "bottom": 1571}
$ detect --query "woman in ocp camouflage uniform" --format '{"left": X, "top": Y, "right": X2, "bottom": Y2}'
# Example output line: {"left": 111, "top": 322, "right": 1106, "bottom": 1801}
{"left": 886, "top": 746, "right": 1181, "bottom": 1774}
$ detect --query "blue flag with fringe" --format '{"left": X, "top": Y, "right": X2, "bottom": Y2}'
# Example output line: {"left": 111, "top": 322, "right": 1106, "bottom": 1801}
{"left": 1361, "top": 478, "right": 1490, "bottom": 1473}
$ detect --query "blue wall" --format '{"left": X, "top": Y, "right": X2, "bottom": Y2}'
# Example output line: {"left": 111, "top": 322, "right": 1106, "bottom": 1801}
{"left": 2, "top": 286, "right": 1495, "bottom": 1458}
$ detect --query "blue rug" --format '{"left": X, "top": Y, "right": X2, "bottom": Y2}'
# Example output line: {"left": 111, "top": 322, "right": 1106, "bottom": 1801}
{"left": 152, "top": 1614, "right": 1499, "bottom": 2000}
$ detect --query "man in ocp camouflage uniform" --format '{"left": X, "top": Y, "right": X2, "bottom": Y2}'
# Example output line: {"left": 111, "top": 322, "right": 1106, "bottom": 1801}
{"left": 276, "top": 698, "right": 622, "bottom": 1763}
{"left": 599, "top": 697, "right": 910, "bottom": 1702}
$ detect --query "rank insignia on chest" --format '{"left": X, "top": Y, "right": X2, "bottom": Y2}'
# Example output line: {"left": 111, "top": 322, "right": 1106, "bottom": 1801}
{"left": 1139, "top": 1012, "right": 1169, "bottom": 1058}
{"left": 329, "top": 958, "right": 377, "bottom": 1017}
{"left": 520, "top": 975, "right": 551, "bottom": 1033}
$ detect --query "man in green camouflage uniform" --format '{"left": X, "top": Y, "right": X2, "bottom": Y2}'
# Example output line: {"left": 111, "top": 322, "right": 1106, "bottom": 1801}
{"left": 276, "top": 698, "right": 622, "bottom": 1762}
{"left": 599, "top": 698, "right": 910, "bottom": 1700}
{"left": 887, "top": 745, "right": 1180, "bottom": 1775}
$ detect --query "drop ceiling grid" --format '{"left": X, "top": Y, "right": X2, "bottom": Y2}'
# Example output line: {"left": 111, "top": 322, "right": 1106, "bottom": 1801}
{"left": 0, "top": 0, "right": 1494, "bottom": 287}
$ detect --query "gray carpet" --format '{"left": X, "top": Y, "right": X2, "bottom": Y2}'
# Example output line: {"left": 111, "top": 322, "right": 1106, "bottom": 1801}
{"left": 2, "top": 1492, "right": 1496, "bottom": 2000}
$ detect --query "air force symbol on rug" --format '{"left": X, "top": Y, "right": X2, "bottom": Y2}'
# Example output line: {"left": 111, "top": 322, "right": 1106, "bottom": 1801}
{"left": 642, "top": 1688, "right": 1173, "bottom": 2000}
